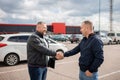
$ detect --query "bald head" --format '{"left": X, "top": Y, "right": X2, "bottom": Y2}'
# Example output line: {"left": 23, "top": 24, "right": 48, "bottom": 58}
{"left": 36, "top": 21, "right": 47, "bottom": 35}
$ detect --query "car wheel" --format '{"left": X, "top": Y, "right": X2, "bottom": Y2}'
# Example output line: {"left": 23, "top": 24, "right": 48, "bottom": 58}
{"left": 71, "top": 41, "right": 73, "bottom": 43}
{"left": 4, "top": 53, "right": 19, "bottom": 66}
{"left": 108, "top": 41, "right": 112, "bottom": 45}
{"left": 56, "top": 49, "right": 64, "bottom": 53}
{"left": 119, "top": 41, "right": 120, "bottom": 44}
{"left": 116, "top": 41, "right": 119, "bottom": 44}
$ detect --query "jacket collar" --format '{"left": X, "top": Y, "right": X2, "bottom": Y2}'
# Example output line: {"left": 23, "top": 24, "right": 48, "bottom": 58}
{"left": 88, "top": 33, "right": 94, "bottom": 38}
{"left": 35, "top": 31, "right": 43, "bottom": 38}
{"left": 84, "top": 33, "right": 94, "bottom": 40}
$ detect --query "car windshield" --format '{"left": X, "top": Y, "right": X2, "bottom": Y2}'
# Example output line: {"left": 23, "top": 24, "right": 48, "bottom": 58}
{"left": 108, "top": 33, "right": 115, "bottom": 36}
{"left": 117, "top": 33, "right": 120, "bottom": 36}
{"left": 0, "top": 36, "right": 4, "bottom": 41}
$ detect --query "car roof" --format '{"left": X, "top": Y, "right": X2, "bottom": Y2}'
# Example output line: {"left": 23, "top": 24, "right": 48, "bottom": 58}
{"left": 0, "top": 33, "right": 32, "bottom": 37}
{"left": 108, "top": 32, "right": 120, "bottom": 33}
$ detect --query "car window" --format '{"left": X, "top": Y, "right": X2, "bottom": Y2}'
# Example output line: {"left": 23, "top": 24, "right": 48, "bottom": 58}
{"left": 17, "top": 36, "right": 29, "bottom": 42}
{"left": 108, "top": 33, "right": 115, "bottom": 36}
{"left": 8, "top": 36, "right": 18, "bottom": 42}
{"left": 8, "top": 36, "right": 29, "bottom": 42}
{"left": 0, "top": 36, "right": 4, "bottom": 41}
{"left": 117, "top": 33, "right": 120, "bottom": 37}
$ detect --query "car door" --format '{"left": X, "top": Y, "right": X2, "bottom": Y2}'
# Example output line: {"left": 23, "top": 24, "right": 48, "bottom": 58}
{"left": 47, "top": 38, "right": 58, "bottom": 51}
{"left": 16, "top": 36, "right": 29, "bottom": 60}
{"left": 101, "top": 35, "right": 109, "bottom": 44}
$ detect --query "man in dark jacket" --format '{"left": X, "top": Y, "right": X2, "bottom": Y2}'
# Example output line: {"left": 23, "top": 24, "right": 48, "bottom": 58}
{"left": 27, "top": 22, "right": 63, "bottom": 80}
{"left": 64, "top": 20, "right": 104, "bottom": 80}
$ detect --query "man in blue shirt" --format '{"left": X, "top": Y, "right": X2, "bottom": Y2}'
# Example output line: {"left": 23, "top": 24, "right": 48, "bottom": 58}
{"left": 63, "top": 20, "right": 104, "bottom": 80}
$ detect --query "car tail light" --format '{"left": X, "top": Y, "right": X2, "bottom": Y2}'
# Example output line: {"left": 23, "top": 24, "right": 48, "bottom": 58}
{"left": 0, "top": 43, "right": 7, "bottom": 48}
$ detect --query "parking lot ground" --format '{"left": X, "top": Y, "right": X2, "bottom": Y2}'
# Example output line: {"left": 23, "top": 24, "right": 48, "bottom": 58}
{"left": 0, "top": 42, "right": 120, "bottom": 80}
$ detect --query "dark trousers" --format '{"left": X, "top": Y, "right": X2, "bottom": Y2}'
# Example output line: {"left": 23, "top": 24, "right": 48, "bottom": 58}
{"left": 28, "top": 66, "right": 47, "bottom": 80}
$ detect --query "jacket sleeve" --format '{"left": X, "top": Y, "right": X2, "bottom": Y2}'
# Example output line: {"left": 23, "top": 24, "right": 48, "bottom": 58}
{"left": 89, "top": 39, "right": 104, "bottom": 73}
{"left": 64, "top": 43, "right": 80, "bottom": 57}
{"left": 29, "top": 36, "right": 56, "bottom": 56}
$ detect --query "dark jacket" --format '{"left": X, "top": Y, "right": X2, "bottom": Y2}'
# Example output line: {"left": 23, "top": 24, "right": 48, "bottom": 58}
{"left": 64, "top": 34, "right": 104, "bottom": 73}
{"left": 27, "top": 31, "right": 56, "bottom": 67}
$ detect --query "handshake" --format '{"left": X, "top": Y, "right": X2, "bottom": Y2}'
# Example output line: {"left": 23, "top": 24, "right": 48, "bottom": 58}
{"left": 55, "top": 51, "right": 64, "bottom": 60}
{"left": 48, "top": 51, "right": 64, "bottom": 69}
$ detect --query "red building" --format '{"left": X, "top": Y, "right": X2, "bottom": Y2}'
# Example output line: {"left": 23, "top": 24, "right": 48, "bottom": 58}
{"left": 0, "top": 23, "right": 80, "bottom": 34}
{"left": 52, "top": 23, "right": 66, "bottom": 34}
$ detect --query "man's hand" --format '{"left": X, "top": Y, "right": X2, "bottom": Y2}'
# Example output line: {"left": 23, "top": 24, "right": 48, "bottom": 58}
{"left": 85, "top": 70, "right": 93, "bottom": 77}
{"left": 55, "top": 51, "right": 64, "bottom": 60}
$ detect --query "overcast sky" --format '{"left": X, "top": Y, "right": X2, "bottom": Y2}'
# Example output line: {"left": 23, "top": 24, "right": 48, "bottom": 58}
{"left": 0, "top": 0, "right": 120, "bottom": 31}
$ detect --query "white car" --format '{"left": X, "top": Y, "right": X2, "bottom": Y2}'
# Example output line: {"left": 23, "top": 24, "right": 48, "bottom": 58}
{"left": 96, "top": 32, "right": 112, "bottom": 45}
{"left": 108, "top": 32, "right": 120, "bottom": 44}
{"left": 100, "top": 35, "right": 112, "bottom": 45}
{"left": 0, "top": 33, "right": 68, "bottom": 66}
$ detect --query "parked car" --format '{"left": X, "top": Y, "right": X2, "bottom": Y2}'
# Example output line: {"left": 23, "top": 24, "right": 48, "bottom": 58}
{"left": 107, "top": 32, "right": 120, "bottom": 44}
{"left": 0, "top": 33, "right": 68, "bottom": 66}
{"left": 100, "top": 35, "right": 112, "bottom": 45}
{"left": 51, "top": 35, "right": 68, "bottom": 42}
{"left": 69, "top": 34, "right": 83, "bottom": 43}
{"left": 96, "top": 32, "right": 112, "bottom": 45}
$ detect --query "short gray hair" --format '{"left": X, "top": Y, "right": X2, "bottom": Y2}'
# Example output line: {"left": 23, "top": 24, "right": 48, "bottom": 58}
{"left": 83, "top": 20, "right": 93, "bottom": 27}
{"left": 83, "top": 20, "right": 94, "bottom": 30}
{"left": 37, "top": 21, "right": 44, "bottom": 25}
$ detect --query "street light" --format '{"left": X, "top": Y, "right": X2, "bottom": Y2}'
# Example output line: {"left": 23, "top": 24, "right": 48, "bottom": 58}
{"left": 110, "top": 0, "right": 113, "bottom": 32}
{"left": 99, "top": 0, "right": 101, "bottom": 34}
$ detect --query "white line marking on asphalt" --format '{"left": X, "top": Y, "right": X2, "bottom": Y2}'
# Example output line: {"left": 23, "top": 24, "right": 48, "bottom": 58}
{"left": 0, "top": 61, "right": 77, "bottom": 74}
{"left": 0, "top": 68, "right": 27, "bottom": 74}
{"left": 99, "top": 70, "right": 120, "bottom": 79}
{"left": 56, "top": 61, "right": 78, "bottom": 65}
{"left": 0, "top": 61, "right": 120, "bottom": 79}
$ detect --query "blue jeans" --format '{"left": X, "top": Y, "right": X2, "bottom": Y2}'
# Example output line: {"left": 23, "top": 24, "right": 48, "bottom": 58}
{"left": 79, "top": 70, "right": 98, "bottom": 80}
{"left": 28, "top": 66, "right": 47, "bottom": 80}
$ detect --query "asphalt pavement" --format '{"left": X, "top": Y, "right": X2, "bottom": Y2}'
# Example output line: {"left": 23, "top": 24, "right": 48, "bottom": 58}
{"left": 0, "top": 42, "right": 120, "bottom": 80}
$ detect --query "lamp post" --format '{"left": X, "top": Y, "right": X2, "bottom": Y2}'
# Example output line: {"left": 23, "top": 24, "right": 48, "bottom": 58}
{"left": 110, "top": 0, "right": 113, "bottom": 32}
{"left": 99, "top": 0, "right": 101, "bottom": 34}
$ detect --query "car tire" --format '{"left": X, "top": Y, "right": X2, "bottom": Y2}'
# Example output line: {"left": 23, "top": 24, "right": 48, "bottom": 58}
{"left": 56, "top": 49, "right": 64, "bottom": 53}
{"left": 71, "top": 41, "right": 73, "bottom": 43}
{"left": 108, "top": 41, "right": 112, "bottom": 45}
{"left": 4, "top": 53, "right": 19, "bottom": 66}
